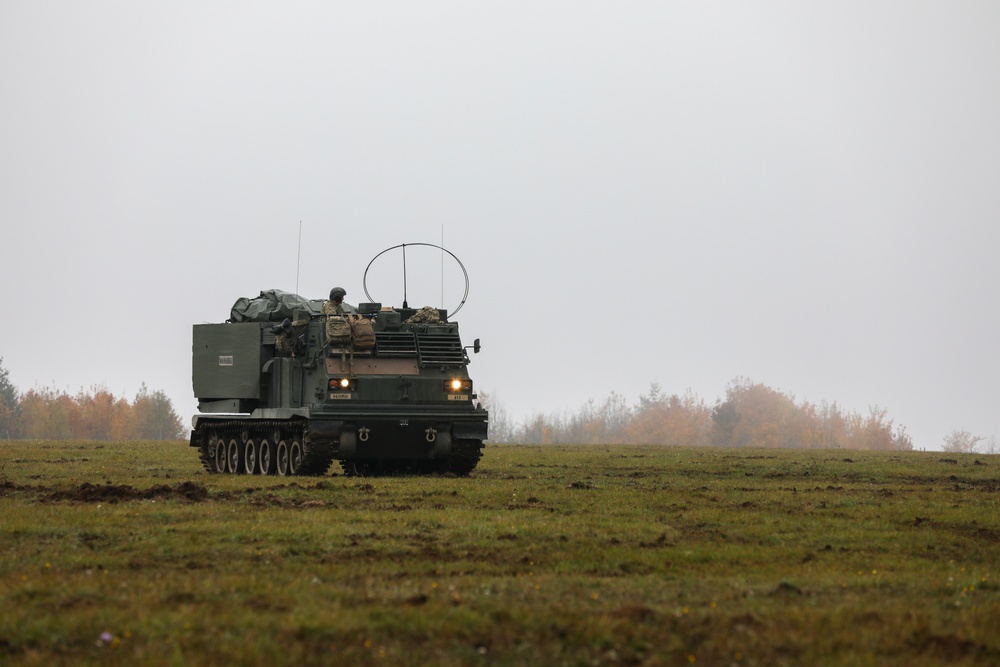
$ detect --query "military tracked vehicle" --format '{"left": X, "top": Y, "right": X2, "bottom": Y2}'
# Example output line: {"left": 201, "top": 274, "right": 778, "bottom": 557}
{"left": 188, "top": 244, "right": 489, "bottom": 476}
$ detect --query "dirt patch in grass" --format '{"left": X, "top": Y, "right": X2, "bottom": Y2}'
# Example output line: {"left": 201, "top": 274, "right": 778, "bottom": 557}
{"left": 34, "top": 481, "right": 211, "bottom": 503}
{"left": 0, "top": 479, "right": 369, "bottom": 507}
{"left": 913, "top": 633, "right": 989, "bottom": 661}
{"left": 3, "top": 479, "right": 209, "bottom": 503}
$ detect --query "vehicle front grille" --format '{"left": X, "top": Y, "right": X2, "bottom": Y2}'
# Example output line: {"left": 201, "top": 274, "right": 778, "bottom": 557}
{"left": 416, "top": 333, "right": 465, "bottom": 366}
{"left": 375, "top": 332, "right": 417, "bottom": 357}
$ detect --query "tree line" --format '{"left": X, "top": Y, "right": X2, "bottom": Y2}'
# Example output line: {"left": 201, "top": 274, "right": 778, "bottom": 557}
{"left": 484, "top": 378, "right": 918, "bottom": 450}
{"left": 0, "top": 357, "right": 184, "bottom": 441}
{"left": 3, "top": 354, "right": 991, "bottom": 451}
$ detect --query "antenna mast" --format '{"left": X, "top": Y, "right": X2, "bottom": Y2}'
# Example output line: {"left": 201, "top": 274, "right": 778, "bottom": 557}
{"left": 295, "top": 221, "right": 302, "bottom": 294}
{"left": 402, "top": 243, "right": 408, "bottom": 308}
{"left": 441, "top": 222, "right": 444, "bottom": 308}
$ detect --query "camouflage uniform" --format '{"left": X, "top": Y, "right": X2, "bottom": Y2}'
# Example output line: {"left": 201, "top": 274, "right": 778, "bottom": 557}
{"left": 406, "top": 306, "right": 441, "bottom": 324}
{"left": 322, "top": 299, "right": 357, "bottom": 316}
{"left": 275, "top": 331, "right": 299, "bottom": 357}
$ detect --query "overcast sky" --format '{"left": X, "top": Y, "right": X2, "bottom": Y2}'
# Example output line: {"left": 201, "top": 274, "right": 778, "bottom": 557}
{"left": 2, "top": 2, "right": 998, "bottom": 450}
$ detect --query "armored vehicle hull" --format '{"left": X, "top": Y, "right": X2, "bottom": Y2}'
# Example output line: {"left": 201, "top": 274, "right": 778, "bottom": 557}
{"left": 189, "top": 301, "right": 488, "bottom": 476}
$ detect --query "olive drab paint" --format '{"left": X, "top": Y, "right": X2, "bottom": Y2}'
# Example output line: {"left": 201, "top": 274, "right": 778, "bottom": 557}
{"left": 189, "top": 250, "right": 488, "bottom": 478}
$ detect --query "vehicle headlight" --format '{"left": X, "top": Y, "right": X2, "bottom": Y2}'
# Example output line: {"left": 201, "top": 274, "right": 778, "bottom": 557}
{"left": 329, "top": 378, "right": 356, "bottom": 391}
{"left": 444, "top": 378, "right": 472, "bottom": 393}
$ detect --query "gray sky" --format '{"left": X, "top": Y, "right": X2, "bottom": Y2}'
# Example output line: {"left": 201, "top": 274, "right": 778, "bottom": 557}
{"left": 2, "top": 2, "right": 998, "bottom": 450}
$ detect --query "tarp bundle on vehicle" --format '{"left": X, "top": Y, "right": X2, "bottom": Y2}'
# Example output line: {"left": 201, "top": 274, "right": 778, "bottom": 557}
{"left": 229, "top": 289, "right": 324, "bottom": 323}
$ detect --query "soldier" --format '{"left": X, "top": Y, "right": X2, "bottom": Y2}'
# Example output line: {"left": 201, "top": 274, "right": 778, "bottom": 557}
{"left": 322, "top": 287, "right": 357, "bottom": 315}
{"left": 323, "top": 287, "right": 356, "bottom": 349}
{"left": 271, "top": 318, "right": 302, "bottom": 357}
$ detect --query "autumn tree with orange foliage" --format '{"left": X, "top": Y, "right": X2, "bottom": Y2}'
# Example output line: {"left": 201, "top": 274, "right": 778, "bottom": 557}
{"left": 711, "top": 378, "right": 912, "bottom": 451}
{"left": 497, "top": 377, "right": 913, "bottom": 451}
{"left": 0, "top": 377, "right": 184, "bottom": 442}
{"left": 624, "top": 384, "right": 711, "bottom": 447}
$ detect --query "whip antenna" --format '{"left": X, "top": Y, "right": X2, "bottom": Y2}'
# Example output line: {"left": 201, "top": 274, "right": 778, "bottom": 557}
{"left": 402, "top": 243, "right": 408, "bottom": 308}
{"left": 295, "top": 221, "right": 302, "bottom": 294}
{"left": 441, "top": 223, "right": 444, "bottom": 308}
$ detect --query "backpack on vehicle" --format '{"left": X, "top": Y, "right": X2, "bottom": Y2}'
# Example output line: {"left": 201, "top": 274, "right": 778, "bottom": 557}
{"left": 349, "top": 314, "right": 376, "bottom": 349}
{"left": 326, "top": 315, "right": 352, "bottom": 346}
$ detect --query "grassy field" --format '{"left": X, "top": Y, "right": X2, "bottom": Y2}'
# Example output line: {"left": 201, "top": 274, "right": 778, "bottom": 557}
{"left": 0, "top": 440, "right": 997, "bottom": 666}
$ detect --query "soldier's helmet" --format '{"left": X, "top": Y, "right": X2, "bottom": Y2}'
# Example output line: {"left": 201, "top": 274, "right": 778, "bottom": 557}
{"left": 330, "top": 287, "right": 347, "bottom": 301}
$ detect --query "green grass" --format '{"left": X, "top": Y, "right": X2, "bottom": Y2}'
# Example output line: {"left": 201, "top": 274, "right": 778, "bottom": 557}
{"left": 1, "top": 441, "right": 997, "bottom": 666}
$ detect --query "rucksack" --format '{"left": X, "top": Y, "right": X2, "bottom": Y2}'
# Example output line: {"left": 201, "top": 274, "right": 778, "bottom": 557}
{"left": 349, "top": 315, "right": 376, "bottom": 349}
{"left": 326, "top": 315, "right": 352, "bottom": 346}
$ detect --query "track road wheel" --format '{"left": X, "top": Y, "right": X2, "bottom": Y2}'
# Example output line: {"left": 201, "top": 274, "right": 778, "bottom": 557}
{"left": 276, "top": 441, "right": 289, "bottom": 476}
{"left": 258, "top": 439, "right": 274, "bottom": 475}
{"left": 289, "top": 440, "right": 302, "bottom": 475}
{"left": 243, "top": 439, "right": 258, "bottom": 475}
{"left": 214, "top": 438, "right": 227, "bottom": 473}
{"left": 226, "top": 439, "right": 240, "bottom": 474}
